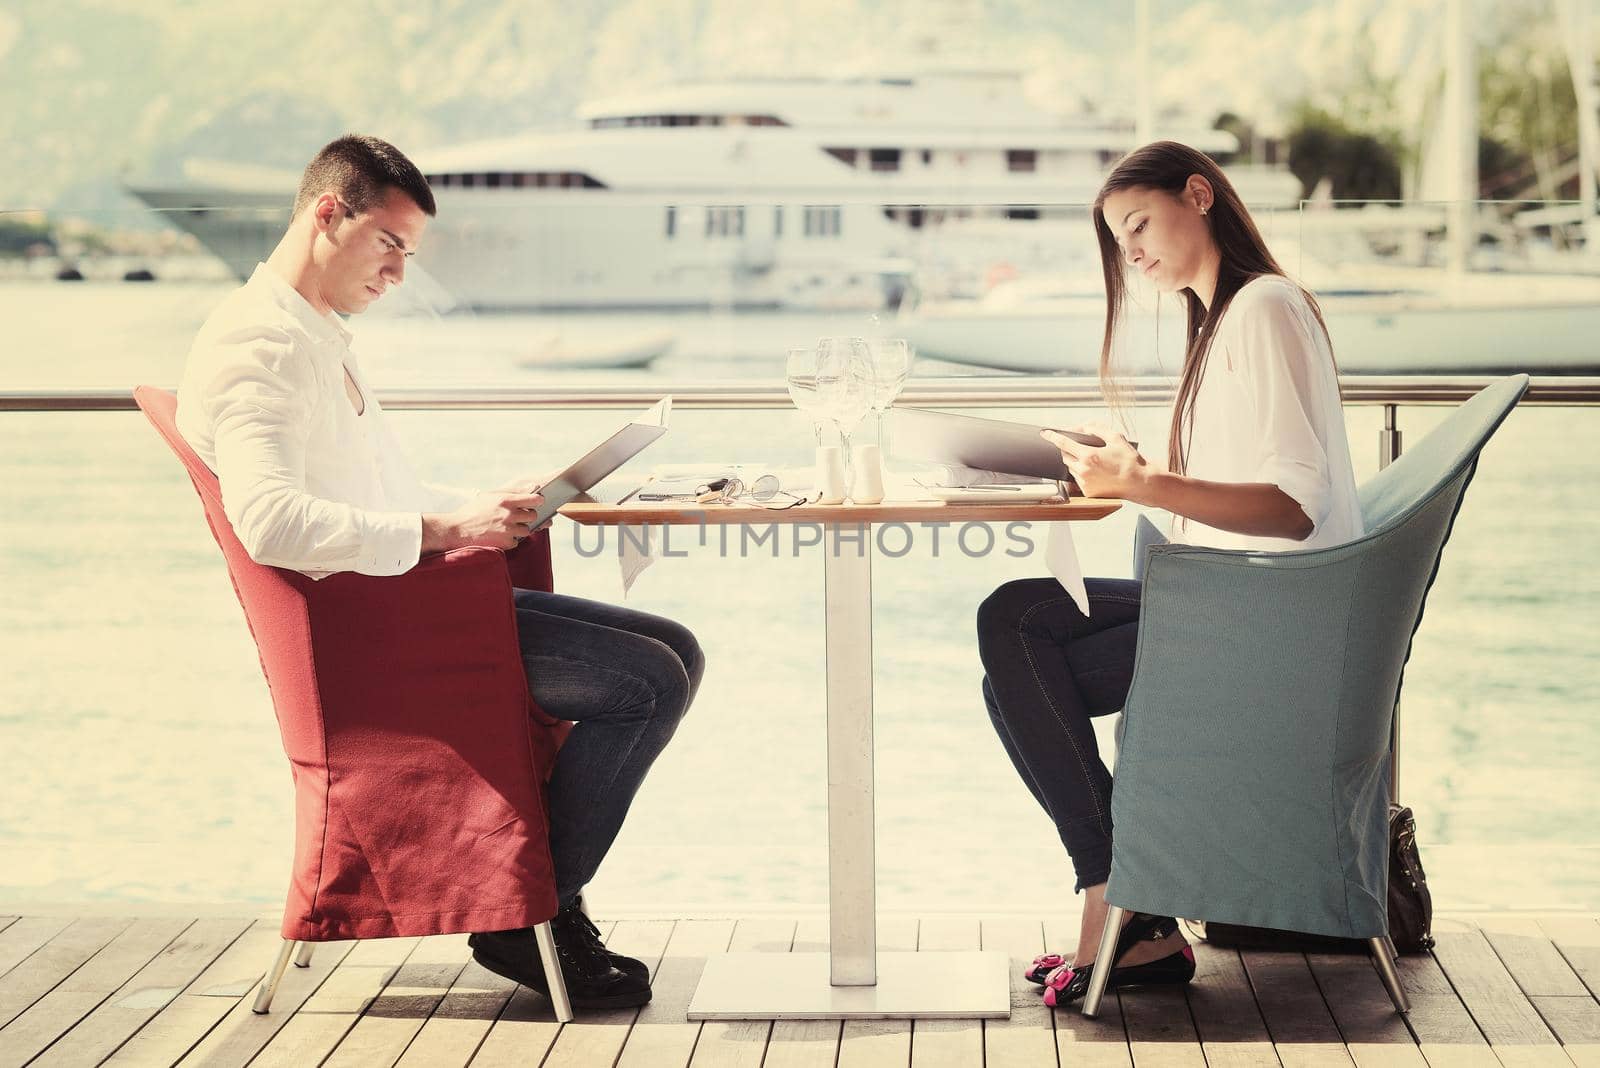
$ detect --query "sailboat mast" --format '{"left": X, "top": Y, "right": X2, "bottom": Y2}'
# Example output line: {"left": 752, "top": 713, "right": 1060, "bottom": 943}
{"left": 1555, "top": 0, "right": 1598, "bottom": 254}
{"left": 1444, "top": 0, "right": 1479, "bottom": 274}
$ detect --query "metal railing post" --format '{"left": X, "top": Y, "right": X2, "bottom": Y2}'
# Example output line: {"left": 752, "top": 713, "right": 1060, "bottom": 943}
{"left": 1380, "top": 403, "right": 1402, "bottom": 805}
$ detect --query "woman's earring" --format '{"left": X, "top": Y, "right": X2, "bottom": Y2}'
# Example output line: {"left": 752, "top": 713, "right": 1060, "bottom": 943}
{"left": 1199, "top": 205, "right": 1208, "bottom": 216}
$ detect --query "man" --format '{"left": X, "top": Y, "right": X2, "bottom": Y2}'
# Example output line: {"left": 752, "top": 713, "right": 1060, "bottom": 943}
{"left": 178, "top": 134, "right": 701, "bottom": 1010}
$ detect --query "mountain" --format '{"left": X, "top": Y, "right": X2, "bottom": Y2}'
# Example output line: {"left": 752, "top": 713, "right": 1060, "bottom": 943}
{"left": 0, "top": 0, "right": 1553, "bottom": 217}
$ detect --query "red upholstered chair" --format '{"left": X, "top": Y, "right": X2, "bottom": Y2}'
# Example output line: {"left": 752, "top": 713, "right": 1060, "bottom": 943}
{"left": 135, "top": 386, "right": 574, "bottom": 1021}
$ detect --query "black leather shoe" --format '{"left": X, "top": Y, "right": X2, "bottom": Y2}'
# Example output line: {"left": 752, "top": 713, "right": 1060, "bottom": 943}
{"left": 1040, "top": 913, "right": 1194, "bottom": 1007}
{"left": 557, "top": 899, "right": 650, "bottom": 983}
{"left": 469, "top": 918, "right": 651, "bottom": 1010}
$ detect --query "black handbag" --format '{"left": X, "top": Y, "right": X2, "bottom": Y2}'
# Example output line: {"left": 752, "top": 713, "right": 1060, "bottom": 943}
{"left": 1203, "top": 804, "right": 1435, "bottom": 954}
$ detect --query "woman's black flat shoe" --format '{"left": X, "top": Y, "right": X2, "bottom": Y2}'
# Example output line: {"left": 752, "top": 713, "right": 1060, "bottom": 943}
{"left": 1038, "top": 913, "right": 1194, "bottom": 1007}
{"left": 1024, "top": 913, "right": 1178, "bottom": 986}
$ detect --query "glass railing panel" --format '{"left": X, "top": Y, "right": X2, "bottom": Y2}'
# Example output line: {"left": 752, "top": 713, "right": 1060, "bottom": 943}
{"left": 2, "top": 402, "right": 1595, "bottom": 913}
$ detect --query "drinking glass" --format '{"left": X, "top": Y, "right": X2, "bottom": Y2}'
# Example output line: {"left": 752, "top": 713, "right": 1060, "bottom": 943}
{"left": 815, "top": 336, "right": 875, "bottom": 489}
{"left": 865, "top": 338, "right": 914, "bottom": 452}
{"left": 785, "top": 347, "right": 826, "bottom": 445}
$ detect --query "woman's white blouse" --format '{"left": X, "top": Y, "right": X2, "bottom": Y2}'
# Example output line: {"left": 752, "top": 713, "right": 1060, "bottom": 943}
{"left": 1168, "top": 274, "right": 1363, "bottom": 552}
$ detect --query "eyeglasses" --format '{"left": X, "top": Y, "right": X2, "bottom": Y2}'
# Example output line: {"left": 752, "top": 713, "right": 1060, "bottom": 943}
{"left": 644, "top": 475, "right": 816, "bottom": 510}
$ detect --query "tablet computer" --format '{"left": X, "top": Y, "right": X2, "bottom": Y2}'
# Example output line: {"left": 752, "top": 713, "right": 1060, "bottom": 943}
{"left": 534, "top": 397, "right": 670, "bottom": 524}
{"left": 891, "top": 407, "right": 1076, "bottom": 481}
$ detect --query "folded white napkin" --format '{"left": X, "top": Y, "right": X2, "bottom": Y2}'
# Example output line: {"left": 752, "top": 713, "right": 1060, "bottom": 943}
{"left": 618, "top": 525, "right": 656, "bottom": 597}
{"left": 1045, "top": 522, "right": 1089, "bottom": 616}
{"left": 915, "top": 462, "right": 1053, "bottom": 487}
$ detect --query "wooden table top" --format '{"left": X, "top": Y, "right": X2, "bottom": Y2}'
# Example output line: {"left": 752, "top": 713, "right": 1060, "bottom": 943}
{"left": 559, "top": 494, "right": 1121, "bottom": 526}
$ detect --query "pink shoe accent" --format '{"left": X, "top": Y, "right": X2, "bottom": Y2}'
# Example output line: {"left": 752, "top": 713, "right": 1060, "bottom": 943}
{"left": 1041, "top": 963, "right": 1076, "bottom": 1008}
{"left": 1182, "top": 946, "right": 1195, "bottom": 962}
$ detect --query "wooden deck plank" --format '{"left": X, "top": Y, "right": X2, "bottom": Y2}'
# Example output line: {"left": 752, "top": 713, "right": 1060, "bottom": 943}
{"left": 1042, "top": 912, "right": 1132, "bottom": 1068}
{"left": 541, "top": 920, "right": 675, "bottom": 1068}
{"left": 0, "top": 916, "right": 132, "bottom": 1030}
{"left": 1186, "top": 942, "right": 1281, "bottom": 1068}
{"left": 981, "top": 914, "right": 1058, "bottom": 1068}
{"left": 1537, "top": 919, "right": 1600, "bottom": 1001}
{"left": 761, "top": 915, "right": 842, "bottom": 1068}
{"left": 912, "top": 915, "right": 984, "bottom": 1068}
{"left": 1528, "top": 996, "right": 1600, "bottom": 1068}
{"left": 1393, "top": 947, "right": 1500, "bottom": 1068}
{"left": 246, "top": 936, "right": 421, "bottom": 1068}
{"left": 28, "top": 917, "right": 251, "bottom": 1068}
{"left": 171, "top": 938, "right": 356, "bottom": 1068}
{"left": 836, "top": 915, "right": 918, "bottom": 1068}
{"left": 0, "top": 916, "right": 188, "bottom": 1068}
{"left": 322, "top": 933, "right": 470, "bottom": 1067}
{"left": 168, "top": 933, "right": 353, "bottom": 1068}
{"left": 609, "top": 919, "right": 733, "bottom": 1068}
{"left": 686, "top": 918, "right": 796, "bottom": 1068}
{"left": 1121, "top": 984, "right": 1207, "bottom": 1068}
{"left": 391, "top": 958, "right": 514, "bottom": 1068}
{"left": 1430, "top": 927, "right": 1566, "bottom": 1051}
{"left": 1241, "top": 950, "right": 1356, "bottom": 1068}
{"left": 0, "top": 917, "right": 74, "bottom": 980}
{"left": 15, "top": 909, "right": 1600, "bottom": 1068}
{"left": 101, "top": 918, "right": 287, "bottom": 1065}
{"left": 1308, "top": 952, "right": 1428, "bottom": 1068}
{"left": 1478, "top": 919, "right": 1592, "bottom": 998}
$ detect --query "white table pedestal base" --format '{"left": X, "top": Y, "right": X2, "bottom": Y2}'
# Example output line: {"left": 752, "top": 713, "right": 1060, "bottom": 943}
{"left": 687, "top": 950, "right": 1011, "bottom": 1020}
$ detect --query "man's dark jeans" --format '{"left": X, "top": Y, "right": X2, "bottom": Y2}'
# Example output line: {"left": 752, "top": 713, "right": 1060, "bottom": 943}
{"left": 976, "top": 577, "right": 1141, "bottom": 892}
{"left": 512, "top": 588, "right": 704, "bottom": 906}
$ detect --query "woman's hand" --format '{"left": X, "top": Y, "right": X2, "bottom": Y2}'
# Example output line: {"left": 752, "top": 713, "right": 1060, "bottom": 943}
{"left": 1041, "top": 425, "right": 1151, "bottom": 503}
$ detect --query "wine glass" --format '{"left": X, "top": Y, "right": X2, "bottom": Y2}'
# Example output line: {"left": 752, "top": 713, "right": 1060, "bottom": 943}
{"left": 815, "top": 336, "right": 875, "bottom": 488}
{"left": 865, "top": 338, "right": 914, "bottom": 452}
{"left": 785, "top": 346, "right": 826, "bottom": 445}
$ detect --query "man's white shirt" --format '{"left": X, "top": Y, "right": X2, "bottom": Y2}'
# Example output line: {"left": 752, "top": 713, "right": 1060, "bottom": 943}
{"left": 177, "top": 263, "right": 472, "bottom": 579}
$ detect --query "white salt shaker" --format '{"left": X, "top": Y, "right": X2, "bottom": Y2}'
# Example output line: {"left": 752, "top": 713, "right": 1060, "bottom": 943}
{"left": 815, "top": 446, "right": 846, "bottom": 505}
{"left": 851, "top": 444, "right": 885, "bottom": 504}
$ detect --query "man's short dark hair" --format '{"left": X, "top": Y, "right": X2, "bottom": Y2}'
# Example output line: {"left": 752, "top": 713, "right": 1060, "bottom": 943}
{"left": 293, "top": 134, "right": 436, "bottom": 219}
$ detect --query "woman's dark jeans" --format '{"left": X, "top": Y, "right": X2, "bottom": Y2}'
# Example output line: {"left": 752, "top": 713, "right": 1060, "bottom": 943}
{"left": 976, "top": 577, "right": 1141, "bottom": 892}
{"left": 512, "top": 588, "right": 704, "bottom": 907}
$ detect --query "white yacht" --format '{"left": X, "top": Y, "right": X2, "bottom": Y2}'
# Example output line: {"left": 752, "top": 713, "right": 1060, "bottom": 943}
{"left": 126, "top": 70, "right": 1301, "bottom": 311}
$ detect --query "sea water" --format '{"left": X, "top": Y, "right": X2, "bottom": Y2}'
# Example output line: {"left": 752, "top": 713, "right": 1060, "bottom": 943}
{"left": 1, "top": 282, "right": 1596, "bottom": 914}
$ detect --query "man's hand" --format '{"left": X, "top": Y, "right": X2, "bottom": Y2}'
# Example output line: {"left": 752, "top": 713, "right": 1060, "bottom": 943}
{"left": 422, "top": 487, "right": 547, "bottom": 553}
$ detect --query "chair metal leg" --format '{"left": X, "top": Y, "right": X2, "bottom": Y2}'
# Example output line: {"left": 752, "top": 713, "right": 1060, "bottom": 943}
{"left": 534, "top": 921, "right": 574, "bottom": 1023}
{"left": 1081, "top": 904, "right": 1126, "bottom": 1018}
{"left": 252, "top": 940, "right": 297, "bottom": 1014}
{"left": 1370, "top": 936, "right": 1411, "bottom": 1014}
{"left": 293, "top": 942, "right": 314, "bottom": 968}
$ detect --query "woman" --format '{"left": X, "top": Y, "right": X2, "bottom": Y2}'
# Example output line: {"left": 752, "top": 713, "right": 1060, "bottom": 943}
{"left": 976, "top": 141, "right": 1362, "bottom": 1006}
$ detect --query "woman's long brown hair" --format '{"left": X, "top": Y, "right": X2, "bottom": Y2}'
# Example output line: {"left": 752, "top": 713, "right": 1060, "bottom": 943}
{"left": 1091, "top": 140, "right": 1334, "bottom": 477}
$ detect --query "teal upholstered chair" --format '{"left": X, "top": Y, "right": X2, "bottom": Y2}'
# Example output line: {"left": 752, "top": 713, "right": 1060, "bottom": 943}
{"left": 1084, "top": 375, "right": 1530, "bottom": 1018}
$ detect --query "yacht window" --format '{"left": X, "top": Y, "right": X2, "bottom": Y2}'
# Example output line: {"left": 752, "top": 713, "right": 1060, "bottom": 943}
{"left": 1006, "top": 206, "right": 1040, "bottom": 220}
{"left": 665, "top": 206, "right": 676, "bottom": 239}
{"left": 1007, "top": 150, "right": 1038, "bottom": 173}
{"left": 773, "top": 207, "right": 783, "bottom": 238}
{"left": 825, "top": 147, "right": 859, "bottom": 168}
{"left": 921, "top": 149, "right": 933, "bottom": 166}
{"left": 803, "top": 206, "right": 842, "bottom": 238}
{"left": 705, "top": 206, "right": 745, "bottom": 238}
{"left": 424, "top": 171, "right": 607, "bottom": 189}
{"left": 868, "top": 148, "right": 901, "bottom": 173}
